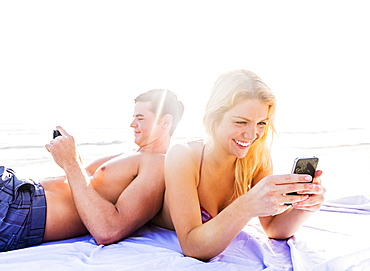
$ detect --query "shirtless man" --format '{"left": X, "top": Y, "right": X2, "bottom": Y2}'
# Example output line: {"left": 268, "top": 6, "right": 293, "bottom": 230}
{"left": 0, "top": 89, "right": 184, "bottom": 252}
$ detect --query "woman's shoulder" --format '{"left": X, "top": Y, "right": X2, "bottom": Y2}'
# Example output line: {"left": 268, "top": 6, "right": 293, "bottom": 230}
{"left": 166, "top": 140, "right": 205, "bottom": 170}
{"left": 165, "top": 141, "right": 204, "bottom": 186}
{"left": 169, "top": 140, "right": 204, "bottom": 157}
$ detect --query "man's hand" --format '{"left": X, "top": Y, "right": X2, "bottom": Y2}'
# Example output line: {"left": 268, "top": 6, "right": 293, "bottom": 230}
{"left": 45, "top": 126, "right": 81, "bottom": 169}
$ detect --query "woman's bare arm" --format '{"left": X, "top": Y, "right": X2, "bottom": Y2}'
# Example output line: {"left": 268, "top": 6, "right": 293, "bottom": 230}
{"left": 258, "top": 170, "right": 325, "bottom": 239}
{"left": 166, "top": 145, "right": 319, "bottom": 260}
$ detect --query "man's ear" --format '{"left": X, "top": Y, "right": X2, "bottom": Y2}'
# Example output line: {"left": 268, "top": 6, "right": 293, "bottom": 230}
{"left": 161, "top": 114, "right": 173, "bottom": 128}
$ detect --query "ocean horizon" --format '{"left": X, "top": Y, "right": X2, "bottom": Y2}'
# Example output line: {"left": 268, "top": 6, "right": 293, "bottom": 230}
{"left": 1, "top": 122, "right": 369, "bottom": 201}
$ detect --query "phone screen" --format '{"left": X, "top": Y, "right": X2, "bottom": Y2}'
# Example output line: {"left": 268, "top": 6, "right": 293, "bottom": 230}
{"left": 291, "top": 157, "right": 319, "bottom": 181}
{"left": 286, "top": 157, "right": 319, "bottom": 197}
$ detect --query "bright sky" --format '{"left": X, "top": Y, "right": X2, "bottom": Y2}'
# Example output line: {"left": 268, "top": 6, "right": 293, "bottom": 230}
{"left": 1, "top": 1, "right": 370, "bottom": 136}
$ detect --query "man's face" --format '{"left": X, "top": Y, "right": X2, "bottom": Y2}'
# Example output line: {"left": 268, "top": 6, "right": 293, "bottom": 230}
{"left": 130, "top": 101, "right": 163, "bottom": 147}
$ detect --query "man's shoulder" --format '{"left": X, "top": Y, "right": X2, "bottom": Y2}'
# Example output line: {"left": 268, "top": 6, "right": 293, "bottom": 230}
{"left": 114, "top": 151, "right": 165, "bottom": 164}
{"left": 94, "top": 152, "right": 164, "bottom": 176}
{"left": 136, "top": 152, "right": 165, "bottom": 165}
{"left": 107, "top": 151, "right": 158, "bottom": 160}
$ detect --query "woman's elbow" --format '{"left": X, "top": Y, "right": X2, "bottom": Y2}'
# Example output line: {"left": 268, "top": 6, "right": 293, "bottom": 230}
{"left": 181, "top": 242, "right": 220, "bottom": 262}
{"left": 182, "top": 249, "right": 213, "bottom": 262}
{"left": 93, "top": 229, "right": 126, "bottom": 246}
{"left": 264, "top": 229, "right": 293, "bottom": 240}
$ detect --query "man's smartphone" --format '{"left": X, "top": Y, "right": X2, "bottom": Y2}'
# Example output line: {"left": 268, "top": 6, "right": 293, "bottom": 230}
{"left": 287, "top": 157, "right": 319, "bottom": 196}
{"left": 53, "top": 130, "right": 62, "bottom": 139}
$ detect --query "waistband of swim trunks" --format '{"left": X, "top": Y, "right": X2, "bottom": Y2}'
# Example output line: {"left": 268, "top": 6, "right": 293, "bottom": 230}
{"left": 26, "top": 181, "right": 47, "bottom": 245}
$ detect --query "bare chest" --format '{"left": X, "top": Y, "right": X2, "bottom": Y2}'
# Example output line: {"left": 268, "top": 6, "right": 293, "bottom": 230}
{"left": 91, "top": 158, "right": 140, "bottom": 203}
{"left": 197, "top": 169, "right": 235, "bottom": 217}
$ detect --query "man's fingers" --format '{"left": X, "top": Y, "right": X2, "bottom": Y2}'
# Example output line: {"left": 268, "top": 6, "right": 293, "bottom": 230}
{"left": 55, "top": 126, "right": 69, "bottom": 136}
{"left": 45, "top": 143, "right": 51, "bottom": 152}
{"left": 46, "top": 126, "right": 69, "bottom": 152}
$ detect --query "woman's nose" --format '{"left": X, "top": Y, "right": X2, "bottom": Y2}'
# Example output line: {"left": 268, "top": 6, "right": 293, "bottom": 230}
{"left": 243, "top": 126, "right": 257, "bottom": 140}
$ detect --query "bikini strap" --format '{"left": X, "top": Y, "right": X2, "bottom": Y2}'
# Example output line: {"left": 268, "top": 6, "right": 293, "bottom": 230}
{"left": 199, "top": 145, "right": 206, "bottom": 180}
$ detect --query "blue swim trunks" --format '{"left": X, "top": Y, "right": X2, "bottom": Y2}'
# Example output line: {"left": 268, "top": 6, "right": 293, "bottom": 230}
{"left": 0, "top": 166, "right": 46, "bottom": 252}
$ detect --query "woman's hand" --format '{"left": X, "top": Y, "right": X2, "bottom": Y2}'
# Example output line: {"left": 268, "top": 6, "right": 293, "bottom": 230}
{"left": 290, "top": 170, "right": 325, "bottom": 212}
{"left": 252, "top": 171, "right": 326, "bottom": 239}
{"left": 244, "top": 173, "right": 321, "bottom": 217}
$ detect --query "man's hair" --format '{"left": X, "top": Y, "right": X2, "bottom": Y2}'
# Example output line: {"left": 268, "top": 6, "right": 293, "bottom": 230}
{"left": 135, "top": 89, "right": 184, "bottom": 136}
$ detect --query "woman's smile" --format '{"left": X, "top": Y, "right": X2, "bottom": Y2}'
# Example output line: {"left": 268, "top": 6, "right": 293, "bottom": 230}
{"left": 233, "top": 139, "right": 253, "bottom": 148}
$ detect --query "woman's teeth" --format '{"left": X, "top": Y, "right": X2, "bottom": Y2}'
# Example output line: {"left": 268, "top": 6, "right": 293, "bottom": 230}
{"left": 235, "top": 140, "right": 251, "bottom": 147}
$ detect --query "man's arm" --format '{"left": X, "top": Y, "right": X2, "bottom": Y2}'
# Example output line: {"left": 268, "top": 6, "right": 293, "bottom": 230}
{"left": 81, "top": 152, "right": 166, "bottom": 244}
{"left": 46, "top": 126, "right": 165, "bottom": 245}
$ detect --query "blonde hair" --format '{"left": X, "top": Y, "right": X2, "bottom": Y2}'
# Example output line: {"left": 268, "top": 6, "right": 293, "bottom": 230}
{"left": 203, "top": 70, "right": 276, "bottom": 198}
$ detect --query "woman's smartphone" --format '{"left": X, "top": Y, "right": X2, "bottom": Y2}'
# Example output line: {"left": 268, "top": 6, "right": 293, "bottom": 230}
{"left": 287, "top": 157, "right": 319, "bottom": 196}
{"left": 291, "top": 157, "right": 319, "bottom": 181}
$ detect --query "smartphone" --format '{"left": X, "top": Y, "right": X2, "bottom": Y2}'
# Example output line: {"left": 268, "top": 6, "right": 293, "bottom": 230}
{"left": 287, "top": 157, "right": 319, "bottom": 196}
{"left": 53, "top": 130, "right": 62, "bottom": 139}
{"left": 291, "top": 157, "right": 319, "bottom": 181}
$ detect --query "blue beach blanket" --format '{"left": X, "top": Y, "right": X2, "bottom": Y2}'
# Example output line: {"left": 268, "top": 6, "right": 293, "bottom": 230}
{"left": 0, "top": 195, "right": 369, "bottom": 270}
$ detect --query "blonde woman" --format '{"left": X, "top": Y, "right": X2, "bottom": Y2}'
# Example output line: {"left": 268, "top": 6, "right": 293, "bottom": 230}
{"left": 153, "top": 70, "right": 326, "bottom": 261}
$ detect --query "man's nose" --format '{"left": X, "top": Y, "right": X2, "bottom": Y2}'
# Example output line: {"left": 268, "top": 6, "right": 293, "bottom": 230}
{"left": 130, "top": 119, "right": 137, "bottom": 128}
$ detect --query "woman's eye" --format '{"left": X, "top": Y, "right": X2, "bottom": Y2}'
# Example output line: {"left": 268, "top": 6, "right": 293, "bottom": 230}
{"left": 235, "top": 121, "right": 247, "bottom": 125}
{"left": 258, "top": 122, "right": 267, "bottom": 126}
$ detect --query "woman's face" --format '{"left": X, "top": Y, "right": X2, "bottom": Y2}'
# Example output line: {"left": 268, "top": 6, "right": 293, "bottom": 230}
{"left": 215, "top": 98, "right": 269, "bottom": 159}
